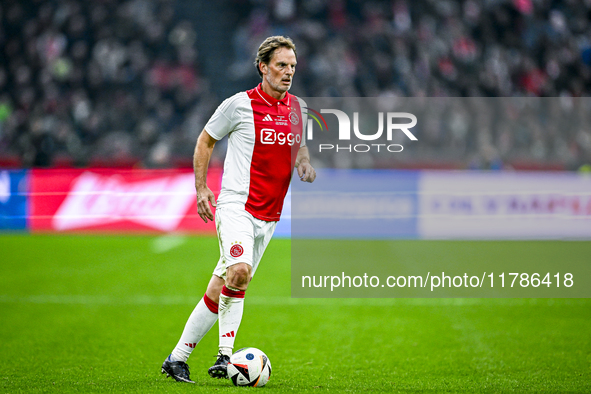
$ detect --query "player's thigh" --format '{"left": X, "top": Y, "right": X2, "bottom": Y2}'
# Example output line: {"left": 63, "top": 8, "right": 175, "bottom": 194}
{"left": 212, "top": 207, "right": 255, "bottom": 279}
{"left": 251, "top": 219, "right": 277, "bottom": 277}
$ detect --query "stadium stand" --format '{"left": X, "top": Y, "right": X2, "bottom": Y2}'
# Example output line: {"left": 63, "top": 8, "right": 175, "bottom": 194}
{"left": 0, "top": 0, "right": 589, "bottom": 169}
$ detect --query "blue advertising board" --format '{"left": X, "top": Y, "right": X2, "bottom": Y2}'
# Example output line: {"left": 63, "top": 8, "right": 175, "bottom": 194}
{"left": 0, "top": 170, "right": 28, "bottom": 230}
{"left": 290, "top": 169, "right": 419, "bottom": 239}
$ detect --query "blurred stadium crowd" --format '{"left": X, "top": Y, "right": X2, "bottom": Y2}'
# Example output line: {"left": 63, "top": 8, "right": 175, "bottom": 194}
{"left": 0, "top": 0, "right": 590, "bottom": 169}
{"left": 0, "top": 0, "right": 215, "bottom": 168}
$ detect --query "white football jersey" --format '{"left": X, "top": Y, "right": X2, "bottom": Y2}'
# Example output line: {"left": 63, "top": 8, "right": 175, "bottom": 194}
{"left": 205, "top": 84, "right": 307, "bottom": 221}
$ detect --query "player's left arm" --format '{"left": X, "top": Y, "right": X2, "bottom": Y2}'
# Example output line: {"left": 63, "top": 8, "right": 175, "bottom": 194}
{"left": 295, "top": 146, "right": 316, "bottom": 183}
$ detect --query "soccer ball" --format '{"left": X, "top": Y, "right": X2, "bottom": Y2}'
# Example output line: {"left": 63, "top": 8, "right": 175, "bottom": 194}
{"left": 227, "top": 347, "right": 272, "bottom": 387}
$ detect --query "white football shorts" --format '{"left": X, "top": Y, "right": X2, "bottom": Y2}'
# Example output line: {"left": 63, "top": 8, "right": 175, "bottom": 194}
{"left": 212, "top": 205, "right": 278, "bottom": 279}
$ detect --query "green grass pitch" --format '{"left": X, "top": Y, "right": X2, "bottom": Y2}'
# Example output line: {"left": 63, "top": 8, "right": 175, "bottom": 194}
{"left": 1, "top": 234, "right": 590, "bottom": 393}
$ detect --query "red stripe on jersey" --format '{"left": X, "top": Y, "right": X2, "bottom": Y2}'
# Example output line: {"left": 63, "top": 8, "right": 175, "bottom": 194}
{"left": 245, "top": 85, "right": 303, "bottom": 221}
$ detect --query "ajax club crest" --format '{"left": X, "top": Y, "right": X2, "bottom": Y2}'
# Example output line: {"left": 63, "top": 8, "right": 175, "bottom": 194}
{"left": 230, "top": 242, "right": 244, "bottom": 257}
{"left": 289, "top": 112, "right": 299, "bottom": 125}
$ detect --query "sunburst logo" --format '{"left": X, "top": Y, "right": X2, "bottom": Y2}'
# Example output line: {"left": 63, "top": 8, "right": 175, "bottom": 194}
{"left": 303, "top": 107, "right": 329, "bottom": 133}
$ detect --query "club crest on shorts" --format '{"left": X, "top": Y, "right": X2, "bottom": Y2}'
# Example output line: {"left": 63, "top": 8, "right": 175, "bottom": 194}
{"left": 289, "top": 112, "right": 299, "bottom": 125}
{"left": 230, "top": 242, "right": 244, "bottom": 258}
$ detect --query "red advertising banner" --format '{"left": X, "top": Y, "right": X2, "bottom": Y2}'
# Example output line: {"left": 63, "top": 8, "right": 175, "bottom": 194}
{"left": 29, "top": 168, "right": 221, "bottom": 233}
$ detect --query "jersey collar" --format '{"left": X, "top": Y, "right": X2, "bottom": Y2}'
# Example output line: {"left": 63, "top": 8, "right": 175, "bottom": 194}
{"left": 255, "top": 83, "right": 291, "bottom": 107}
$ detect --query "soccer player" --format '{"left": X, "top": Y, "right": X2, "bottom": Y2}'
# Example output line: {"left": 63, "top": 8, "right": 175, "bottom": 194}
{"left": 161, "top": 36, "right": 316, "bottom": 383}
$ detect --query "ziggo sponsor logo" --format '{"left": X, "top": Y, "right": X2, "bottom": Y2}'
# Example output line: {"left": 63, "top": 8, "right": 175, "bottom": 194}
{"left": 260, "top": 128, "right": 302, "bottom": 146}
{"left": 304, "top": 107, "right": 417, "bottom": 153}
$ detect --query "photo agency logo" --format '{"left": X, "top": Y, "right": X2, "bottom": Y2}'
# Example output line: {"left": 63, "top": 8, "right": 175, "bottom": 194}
{"left": 304, "top": 107, "right": 418, "bottom": 153}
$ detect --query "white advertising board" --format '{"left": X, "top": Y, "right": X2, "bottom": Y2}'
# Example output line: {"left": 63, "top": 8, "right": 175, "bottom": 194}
{"left": 419, "top": 172, "right": 591, "bottom": 239}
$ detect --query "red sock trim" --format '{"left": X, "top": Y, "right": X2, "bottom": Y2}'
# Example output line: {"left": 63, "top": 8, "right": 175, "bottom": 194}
{"left": 203, "top": 293, "right": 219, "bottom": 314}
{"left": 221, "top": 285, "right": 245, "bottom": 299}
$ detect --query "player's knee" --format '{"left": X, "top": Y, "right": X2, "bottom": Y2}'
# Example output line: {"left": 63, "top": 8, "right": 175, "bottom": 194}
{"left": 227, "top": 263, "right": 251, "bottom": 290}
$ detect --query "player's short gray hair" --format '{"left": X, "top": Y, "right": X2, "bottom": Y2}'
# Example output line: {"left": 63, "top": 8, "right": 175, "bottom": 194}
{"left": 254, "top": 36, "right": 297, "bottom": 78}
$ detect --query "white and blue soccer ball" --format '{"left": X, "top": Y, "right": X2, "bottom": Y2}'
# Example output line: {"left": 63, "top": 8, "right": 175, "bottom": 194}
{"left": 227, "top": 347, "right": 272, "bottom": 387}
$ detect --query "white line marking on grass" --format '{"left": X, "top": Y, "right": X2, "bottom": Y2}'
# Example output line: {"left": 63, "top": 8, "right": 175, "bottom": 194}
{"left": 151, "top": 234, "right": 188, "bottom": 253}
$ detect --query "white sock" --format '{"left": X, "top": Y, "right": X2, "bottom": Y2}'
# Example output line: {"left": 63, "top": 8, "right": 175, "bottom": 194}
{"left": 218, "top": 285, "right": 245, "bottom": 356}
{"left": 170, "top": 293, "right": 218, "bottom": 362}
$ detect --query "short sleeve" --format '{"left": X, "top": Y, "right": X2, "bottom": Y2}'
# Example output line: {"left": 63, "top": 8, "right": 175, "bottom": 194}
{"left": 295, "top": 96, "right": 307, "bottom": 148}
{"left": 204, "top": 92, "right": 245, "bottom": 140}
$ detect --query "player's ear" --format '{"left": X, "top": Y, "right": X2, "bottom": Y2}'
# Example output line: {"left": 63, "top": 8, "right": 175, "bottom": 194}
{"left": 260, "top": 62, "right": 268, "bottom": 75}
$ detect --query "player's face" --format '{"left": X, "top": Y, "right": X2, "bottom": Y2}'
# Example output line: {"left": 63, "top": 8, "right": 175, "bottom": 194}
{"left": 261, "top": 47, "right": 297, "bottom": 95}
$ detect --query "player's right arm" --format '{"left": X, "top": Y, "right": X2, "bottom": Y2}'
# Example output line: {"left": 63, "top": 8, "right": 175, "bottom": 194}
{"left": 195, "top": 92, "right": 242, "bottom": 222}
{"left": 194, "top": 129, "right": 218, "bottom": 223}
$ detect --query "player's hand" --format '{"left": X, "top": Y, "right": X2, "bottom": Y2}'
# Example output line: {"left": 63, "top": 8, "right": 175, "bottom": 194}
{"left": 297, "top": 162, "right": 316, "bottom": 183}
{"left": 196, "top": 187, "right": 216, "bottom": 223}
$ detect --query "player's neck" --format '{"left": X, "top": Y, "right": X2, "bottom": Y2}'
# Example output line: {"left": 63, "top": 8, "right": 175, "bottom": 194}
{"left": 260, "top": 81, "right": 287, "bottom": 101}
